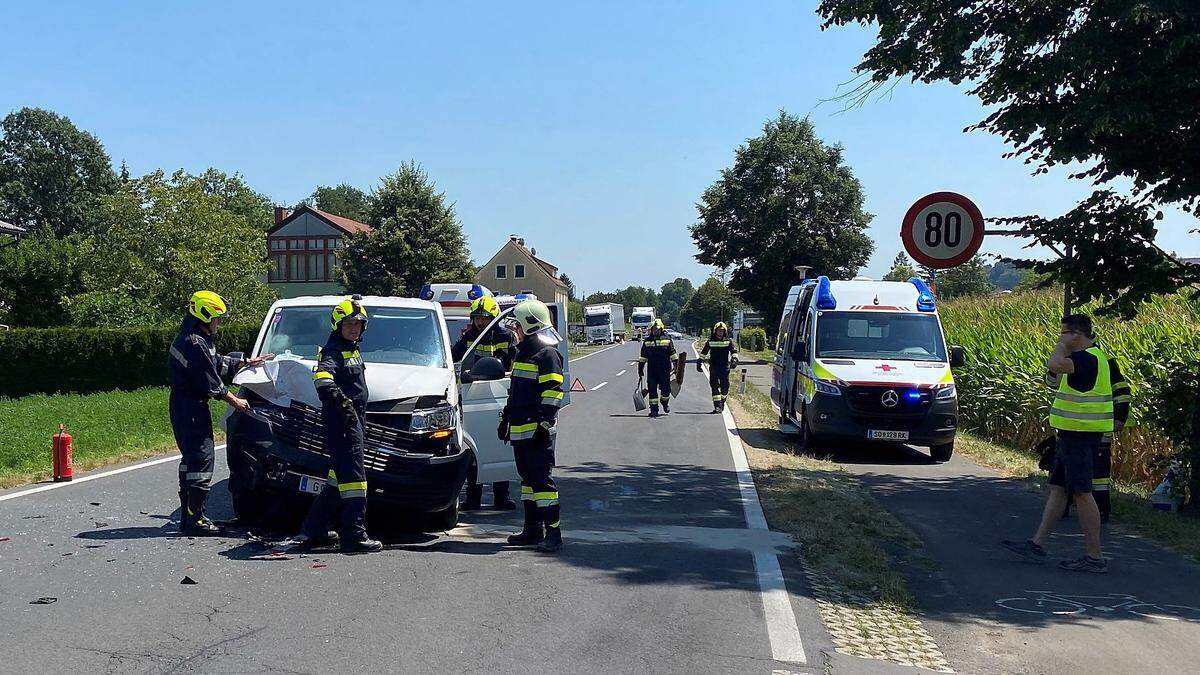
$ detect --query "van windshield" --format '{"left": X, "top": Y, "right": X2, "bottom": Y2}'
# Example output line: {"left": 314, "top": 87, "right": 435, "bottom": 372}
{"left": 585, "top": 313, "right": 611, "bottom": 327}
{"left": 262, "top": 305, "right": 447, "bottom": 368}
{"left": 816, "top": 312, "right": 947, "bottom": 362}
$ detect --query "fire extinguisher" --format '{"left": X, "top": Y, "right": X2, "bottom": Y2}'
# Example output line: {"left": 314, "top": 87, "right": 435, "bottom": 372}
{"left": 53, "top": 424, "right": 74, "bottom": 482}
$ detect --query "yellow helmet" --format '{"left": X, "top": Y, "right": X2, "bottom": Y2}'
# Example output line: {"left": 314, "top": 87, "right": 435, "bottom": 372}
{"left": 331, "top": 296, "right": 369, "bottom": 332}
{"left": 188, "top": 291, "right": 229, "bottom": 323}
{"left": 714, "top": 321, "right": 728, "bottom": 331}
{"left": 651, "top": 319, "right": 665, "bottom": 331}
{"left": 513, "top": 299, "right": 552, "bottom": 335}
{"left": 470, "top": 295, "right": 500, "bottom": 320}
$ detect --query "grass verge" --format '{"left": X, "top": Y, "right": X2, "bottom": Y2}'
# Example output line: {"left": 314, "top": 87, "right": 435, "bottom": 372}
{"left": 567, "top": 341, "right": 613, "bottom": 360}
{"left": 956, "top": 433, "right": 1200, "bottom": 563}
{"left": 727, "top": 374, "right": 929, "bottom": 609}
{"left": 0, "top": 387, "right": 226, "bottom": 490}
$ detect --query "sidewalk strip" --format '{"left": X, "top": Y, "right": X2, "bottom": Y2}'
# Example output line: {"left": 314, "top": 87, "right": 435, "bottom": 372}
{"left": 591, "top": 381, "right": 608, "bottom": 391}
{"left": 0, "top": 445, "right": 224, "bottom": 503}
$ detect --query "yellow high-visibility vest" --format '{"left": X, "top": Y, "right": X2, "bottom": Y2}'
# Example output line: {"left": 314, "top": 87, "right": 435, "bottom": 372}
{"left": 1049, "top": 346, "right": 1114, "bottom": 433}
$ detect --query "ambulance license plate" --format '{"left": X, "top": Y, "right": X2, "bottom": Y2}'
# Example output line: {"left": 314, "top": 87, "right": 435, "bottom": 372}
{"left": 868, "top": 430, "right": 909, "bottom": 441}
{"left": 297, "top": 475, "right": 325, "bottom": 495}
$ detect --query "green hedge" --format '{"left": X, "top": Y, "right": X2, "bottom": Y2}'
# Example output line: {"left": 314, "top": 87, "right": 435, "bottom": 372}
{"left": 738, "top": 326, "right": 768, "bottom": 352}
{"left": 0, "top": 323, "right": 260, "bottom": 398}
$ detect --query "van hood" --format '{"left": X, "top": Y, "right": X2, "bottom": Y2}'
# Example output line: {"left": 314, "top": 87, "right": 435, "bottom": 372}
{"left": 233, "top": 357, "right": 453, "bottom": 409}
{"left": 813, "top": 357, "right": 953, "bottom": 389}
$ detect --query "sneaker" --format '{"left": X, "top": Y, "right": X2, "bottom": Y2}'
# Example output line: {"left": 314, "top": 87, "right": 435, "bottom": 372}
{"left": 1002, "top": 539, "right": 1047, "bottom": 564}
{"left": 1059, "top": 555, "right": 1108, "bottom": 574}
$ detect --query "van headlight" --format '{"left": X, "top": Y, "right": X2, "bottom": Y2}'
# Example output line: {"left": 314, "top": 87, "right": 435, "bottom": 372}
{"left": 814, "top": 380, "right": 842, "bottom": 396}
{"left": 935, "top": 384, "right": 957, "bottom": 400}
{"left": 411, "top": 404, "right": 457, "bottom": 431}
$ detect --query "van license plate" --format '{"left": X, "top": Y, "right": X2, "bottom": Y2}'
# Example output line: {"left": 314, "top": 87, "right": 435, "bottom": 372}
{"left": 868, "top": 430, "right": 909, "bottom": 441}
{"left": 298, "top": 475, "right": 325, "bottom": 495}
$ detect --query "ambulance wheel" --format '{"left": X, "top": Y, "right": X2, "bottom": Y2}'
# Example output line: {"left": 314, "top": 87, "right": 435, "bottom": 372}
{"left": 931, "top": 442, "right": 954, "bottom": 463}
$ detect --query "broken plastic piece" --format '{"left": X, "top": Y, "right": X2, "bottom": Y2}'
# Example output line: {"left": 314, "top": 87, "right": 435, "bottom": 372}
{"left": 0, "top": 537, "right": 10, "bottom": 542}
{"left": 312, "top": 563, "right": 327, "bottom": 569}
{"left": 90, "top": 502, "right": 101, "bottom": 506}
{"left": 180, "top": 576, "right": 198, "bottom": 585}
{"left": 30, "top": 597, "right": 57, "bottom": 605}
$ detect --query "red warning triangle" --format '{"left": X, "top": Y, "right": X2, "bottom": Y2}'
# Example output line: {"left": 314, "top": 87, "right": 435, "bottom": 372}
{"left": 570, "top": 377, "right": 586, "bottom": 392}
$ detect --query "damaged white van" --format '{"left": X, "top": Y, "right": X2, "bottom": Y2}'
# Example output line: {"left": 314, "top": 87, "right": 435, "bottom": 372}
{"left": 771, "top": 277, "right": 966, "bottom": 461}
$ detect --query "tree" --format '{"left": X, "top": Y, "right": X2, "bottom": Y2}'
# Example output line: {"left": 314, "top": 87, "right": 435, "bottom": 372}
{"left": 568, "top": 300, "right": 584, "bottom": 324}
{"left": 340, "top": 163, "right": 474, "bottom": 296}
{"left": 558, "top": 272, "right": 576, "bottom": 301}
{"left": 301, "top": 183, "right": 369, "bottom": 222}
{"left": 0, "top": 230, "right": 87, "bottom": 327}
{"left": 65, "top": 170, "right": 276, "bottom": 327}
{"left": 987, "top": 261, "right": 1026, "bottom": 291}
{"left": 0, "top": 107, "right": 118, "bottom": 236}
{"left": 933, "top": 255, "right": 994, "bottom": 300}
{"left": 197, "top": 168, "right": 274, "bottom": 231}
{"left": 883, "top": 252, "right": 917, "bottom": 282}
{"left": 691, "top": 111, "right": 874, "bottom": 330}
{"left": 658, "top": 277, "right": 695, "bottom": 325}
{"left": 817, "top": 1, "right": 1200, "bottom": 316}
{"left": 681, "top": 278, "right": 739, "bottom": 332}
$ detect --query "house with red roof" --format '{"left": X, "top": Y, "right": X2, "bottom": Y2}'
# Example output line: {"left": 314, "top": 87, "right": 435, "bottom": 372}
{"left": 474, "top": 235, "right": 570, "bottom": 306}
{"left": 266, "top": 206, "right": 371, "bottom": 297}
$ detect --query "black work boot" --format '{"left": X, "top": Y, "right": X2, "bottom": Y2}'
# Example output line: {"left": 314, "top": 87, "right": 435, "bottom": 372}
{"left": 661, "top": 399, "right": 671, "bottom": 415}
{"left": 649, "top": 406, "right": 660, "bottom": 418}
{"left": 294, "top": 530, "right": 340, "bottom": 551}
{"left": 181, "top": 488, "right": 220, "bottom": 536}
{"left": 461, "top": 483, "right": 484, "bottom": 511}
{"left": 342, "top": 537, "right": 383, "bottom": 553}
{"left": 536, "top": 505, "right": 563, "bottom": 554}
{"left": 492, "top": 482, "right": 517, "bottom": 510}
{"left": 506, "top": 501, "right": 544, "bottom": 546}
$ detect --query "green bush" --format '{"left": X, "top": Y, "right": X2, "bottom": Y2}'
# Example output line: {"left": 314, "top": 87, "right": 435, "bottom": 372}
{"left": 738, "top": 326, "right": 768, "bottom": 352}
{"left": 0, "top": 322, "right": 260, "bottom": 398}
{"left": 940, "top": 289, "right": 1200, "bottom": 490}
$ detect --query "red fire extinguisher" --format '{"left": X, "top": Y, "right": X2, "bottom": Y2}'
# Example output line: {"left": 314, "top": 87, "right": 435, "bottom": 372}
{"left": 53, "top": 424, "right": 74, "bottom": 482}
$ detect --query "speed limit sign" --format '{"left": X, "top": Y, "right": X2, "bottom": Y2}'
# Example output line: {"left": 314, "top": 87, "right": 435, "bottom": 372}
{"left": 900, "top": 192, "right": 985, "bottom": 269}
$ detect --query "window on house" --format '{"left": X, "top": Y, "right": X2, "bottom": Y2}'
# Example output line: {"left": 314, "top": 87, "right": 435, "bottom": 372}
{"left": 495, "top": 265, "right": 507, "bottom": 279}
{"left": 515, "top": 264, "right": 525, "bottom": 278}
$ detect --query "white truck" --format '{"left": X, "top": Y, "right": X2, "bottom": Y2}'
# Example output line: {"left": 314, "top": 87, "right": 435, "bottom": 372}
{"left": 630, "top": 306, "right": 655, "bottom": 341}
{"left": 584, "top": 303, "right": 625, "bottom": 345}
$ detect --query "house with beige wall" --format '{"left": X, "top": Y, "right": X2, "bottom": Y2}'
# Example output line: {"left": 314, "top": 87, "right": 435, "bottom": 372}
{"left": 474, "top": 235, "right": 570, "bottom": 306}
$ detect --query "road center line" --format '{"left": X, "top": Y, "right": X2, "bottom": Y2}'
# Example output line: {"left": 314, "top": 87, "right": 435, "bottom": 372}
{"left": 616, "top": 370, "right": 626, "bottom": 377}
{"left": 591, "top": 381, "right": 608, "bottom": 391}
{"left": 0, "top": 445, "right": 224, "bottom": 503}
{"left": 702, "top": 358, "right": 807, "bottom": 665}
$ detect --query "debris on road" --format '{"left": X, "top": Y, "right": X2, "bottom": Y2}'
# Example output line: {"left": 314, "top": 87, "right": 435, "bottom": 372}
{"left": 249, "top": 551, "right": 294, "bottom": 561}
{"left": 89, "top": 502, "right": 101, "bottom": 506}
{"left": 180, "top": 576, "right": 198, "bottom": 585}
{"left": 30, "top": 597, "right": 57, "bottom": 605}
{"left": 0, "top": 536, "right": 10, "bottom": 542}
{"left": 312, "top": 562, "right": 327, "bottom": 569}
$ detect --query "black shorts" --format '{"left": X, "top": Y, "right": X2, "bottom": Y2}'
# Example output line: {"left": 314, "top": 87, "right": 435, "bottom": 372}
{"left": 1049, "top": 431, "right": 1101, "bottom": 494}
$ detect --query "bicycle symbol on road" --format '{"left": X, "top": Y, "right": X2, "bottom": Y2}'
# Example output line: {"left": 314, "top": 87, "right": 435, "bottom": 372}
{"left": 996, "top": 591, "right": 1200, "bottom": 623}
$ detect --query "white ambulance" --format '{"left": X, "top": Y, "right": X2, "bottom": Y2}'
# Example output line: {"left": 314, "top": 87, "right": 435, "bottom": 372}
{"left": 771, "top": 276, "right": 966, "bottom": 461}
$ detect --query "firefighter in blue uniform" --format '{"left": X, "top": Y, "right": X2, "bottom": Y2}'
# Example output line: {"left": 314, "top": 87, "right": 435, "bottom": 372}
{"left": 698, "top": 321, "right": 738, "bottom": 413}
{"left": 638, "top": 319, "right": 677, "bottom": 417}
{"left": 168, "top": 291, "right": 270, "bottom": 535}
{"left": 501, "top": 300, "right": 566, "bottom": 553}
{"left": 297, "top": 296, "right": 383, "bottom": 553}
{"left": 453, "top": 296, "right": 519, "bottom": 511}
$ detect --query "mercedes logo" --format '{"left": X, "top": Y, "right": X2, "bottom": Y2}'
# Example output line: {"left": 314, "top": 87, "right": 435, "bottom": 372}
{"left": 881, "top": 390, "right": 899, "bottom": 408}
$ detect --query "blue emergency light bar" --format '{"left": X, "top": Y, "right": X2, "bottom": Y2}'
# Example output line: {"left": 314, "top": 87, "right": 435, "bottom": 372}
{"left": 467, "top": 284, "right": 486, "bottom": 300}
{"left": 908, "top": 277, "right": 937, "bottom": 312}
{"left": 815, "top": 276, "right": 837, "bottom": 310}
{"left": 418, "top": 284, "right": 434, "bottom": 300}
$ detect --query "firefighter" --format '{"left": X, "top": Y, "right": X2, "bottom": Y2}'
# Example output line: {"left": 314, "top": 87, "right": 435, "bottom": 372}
{"left": 168, "top": 291, "right": 271, "bottom": 535}
{"left": 296, "top": 296, "right": 383, "bottom": 554}
{"left": 501, "top": 299, "right": 565, "bottom": 553}
{"left": 638, "top": 319, "right": 677, "bottom": 417}
{"left": 698, "top": 321, "right": 738, "bottom": 413}
{"left": 452, "top": 295, "right": 518, "bottom": 511}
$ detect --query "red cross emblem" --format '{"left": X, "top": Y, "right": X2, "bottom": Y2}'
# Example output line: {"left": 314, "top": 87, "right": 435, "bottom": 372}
{"left": 876, "top": 364, "right": 897, "bottom": 372}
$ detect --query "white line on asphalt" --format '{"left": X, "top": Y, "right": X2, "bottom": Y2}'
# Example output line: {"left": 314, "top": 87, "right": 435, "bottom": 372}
{"left": 702, "top": 358, "right": 807, "bottom": 665}
{"left": 569, "top": 342, "right": 623, "bottom": 363}
{"left": 591, "top": 381, "right": 608, "bottom": 391}
{"left": 0, "top": 445, "right": 224, "bottom": 503}
{"left": 616, "top": 370, "right": 626, "bottom": 377}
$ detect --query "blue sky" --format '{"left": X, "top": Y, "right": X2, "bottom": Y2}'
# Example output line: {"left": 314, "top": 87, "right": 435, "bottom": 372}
{"left": 4, "top": 1, "right": 1195, "bottom": 296}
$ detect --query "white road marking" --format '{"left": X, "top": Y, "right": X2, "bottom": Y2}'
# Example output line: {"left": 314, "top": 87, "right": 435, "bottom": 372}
{"left": 701, "top": 358, "right": 807, "bottom": 665}
{"left": 0, "top": 445, "right": 224, "bottom": 503}
{"left": 569, "top": 342, "right": 623, "bottom": 362}
{"left": 616, "top": 370, "right": 626, "bottom": 377}
{"left": 591, "top": 381, "right": 608, "bottom": 391}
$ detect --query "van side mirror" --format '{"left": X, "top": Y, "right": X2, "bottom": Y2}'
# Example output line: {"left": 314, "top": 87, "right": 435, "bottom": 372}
{"left": 468, "top": 356, "right": 505, "bottom": 382}
{"left": 792, "top": 341, "right": 808, "bottom": 361}
{"left": 950, "top": 345, "right": 966, "bottom": 368}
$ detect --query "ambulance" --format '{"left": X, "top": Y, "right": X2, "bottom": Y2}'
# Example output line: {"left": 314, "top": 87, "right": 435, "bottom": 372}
{"left": 771, "top": 276, "right": 966, "bottom": 461}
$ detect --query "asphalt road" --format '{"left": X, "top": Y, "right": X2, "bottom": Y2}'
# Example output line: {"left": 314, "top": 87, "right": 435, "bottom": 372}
{"left": 0, "top": 341, "right": 848, "bottom": 675}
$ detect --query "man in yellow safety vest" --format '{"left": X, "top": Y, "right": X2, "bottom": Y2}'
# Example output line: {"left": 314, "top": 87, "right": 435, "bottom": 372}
{"left": 1004, "top": 314, "right": 1112, "bottom": 573}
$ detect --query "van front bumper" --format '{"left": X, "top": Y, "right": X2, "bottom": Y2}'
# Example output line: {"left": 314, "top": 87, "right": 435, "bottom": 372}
{"left": 807, "top": 388, "right": 958, "bottom": 448}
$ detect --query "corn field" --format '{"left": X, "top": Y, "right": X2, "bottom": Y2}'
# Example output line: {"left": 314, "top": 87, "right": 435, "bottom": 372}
{"left": 940, "top": 289, "right": 1200, "bottom": 491}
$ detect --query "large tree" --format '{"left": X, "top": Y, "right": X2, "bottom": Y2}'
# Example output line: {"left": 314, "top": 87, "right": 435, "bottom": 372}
{"left": 340, "top": 163, "right": 474, "bottom": 296}
{"left": 65, "top": 170, "right": 276, "bottom": 327}
{"left": 681, "top": 277, "right": 740, "bottom": 332}
{"left": 0, "top": 107, "right": 118, "bottom": 236}
{"left": 818, "top": 1, "right": 1200, "bottom": 316}
{"left": 882, "top": 252, "right": 917, "bottom": 283}
{"left": 691, "top": 111, "right": 874, "bottom": 330}
{"left": 932, "top": 255, "right": 994, "bottom": 300}
{"left": 558, "top": 272, "right": 576, "bottom": 300}
{"left": 197, "top": 168, "right": 274, "bottom": 231}
{"left": 301, "top": 183, "right": 369, "bottom": 222}
{"left": 0, "top": 231, "right": 87, "bottom": 327}
{"left": 658, "top": 277, "right": 695, "bottom": 326}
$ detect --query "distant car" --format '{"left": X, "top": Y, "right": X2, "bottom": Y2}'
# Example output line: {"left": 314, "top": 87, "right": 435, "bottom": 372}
{"left": 666, "top": 330, "right": 683, "bottom": 339}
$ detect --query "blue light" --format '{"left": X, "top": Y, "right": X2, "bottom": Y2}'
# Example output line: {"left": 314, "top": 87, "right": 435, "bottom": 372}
{"left": 905, "top": 390, "right": 922, "bottom": 401}
{"left": 468, "top": 284, "right": 484, "bottom": 300}
{"left": 815, "top": 276, "right": 836, "bottom": 310}
{"left": 418, "top": 284, "right": 434, "bottom": 300}
{"left": 908, "top": 277, "right": 937, "bottom": 312}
